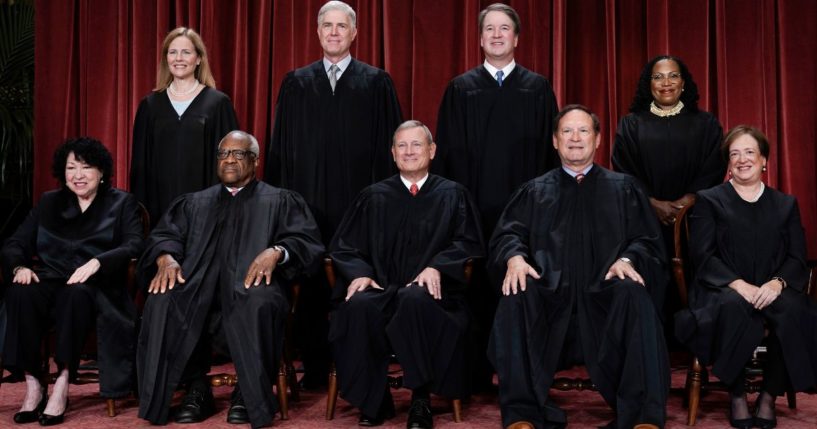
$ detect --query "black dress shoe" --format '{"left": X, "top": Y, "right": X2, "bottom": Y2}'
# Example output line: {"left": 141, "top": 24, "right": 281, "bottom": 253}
{"left": 226, "top": 385, "right": 250, "bottom": 424}
{"left": 173, "top": 387, "right": 215, "bottom": 423}
{"left": 406, "top": 398, "right": 433, "bottom": 429}
{"left": 38, "top": 399, "right": 68, "bottom": 426}
{"left": 358, "top": 390, "right": 396, "bottom": 427}
{"left": 13, "top": 388, "right": 47, "bottom": 424}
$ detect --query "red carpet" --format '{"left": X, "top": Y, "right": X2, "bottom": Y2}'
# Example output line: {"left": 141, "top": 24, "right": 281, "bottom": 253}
{"left": 2, "top": 363, "right": 816, "bottom": 428}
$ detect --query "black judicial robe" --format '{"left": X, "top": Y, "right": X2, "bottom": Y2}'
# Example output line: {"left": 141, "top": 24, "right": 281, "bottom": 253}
{"left": 0, "top": 188, "right": 144, "bottom": 397}
{"left": 265, "top": 59, "right": 403, "bottom": 240}
{"left": 328, "top": 174, "right": 485, "bottom": 416}
{"left": 612, "top": 109, "right": 724, "bottom": 202}
{"left": 675, "top": 183, "right": 817, "bottom": 390}
{"left": 434, "top": 64, "right": 558, "bottom": 235}
{"left": 136, "top": 180, "right": 324, "bottom": 428}
{"left": 488, "top": 167, "right": 669, "bottom": 428}
{"left": 131, "top": 87, "right": 239, "bottom": 225}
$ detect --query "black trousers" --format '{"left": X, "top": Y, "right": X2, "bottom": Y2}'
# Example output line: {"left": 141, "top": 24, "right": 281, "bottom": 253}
{"left": 3, "top": 280, "right": 95, "bottom": 378}
{"left": 329, "top": 285, "right": 469, "bottom": 418}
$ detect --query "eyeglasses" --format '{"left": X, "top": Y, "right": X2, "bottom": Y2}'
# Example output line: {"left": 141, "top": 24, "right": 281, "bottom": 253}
{"left": 216, "top": 149, "right": 256, "bottom": 160}
{"left": 651, "top": 72, "right": 682, "bottom": 82}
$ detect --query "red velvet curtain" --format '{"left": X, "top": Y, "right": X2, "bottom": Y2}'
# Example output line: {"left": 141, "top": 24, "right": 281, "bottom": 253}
{"left": 34, "top": 0, "right": 817, "bottom": 256}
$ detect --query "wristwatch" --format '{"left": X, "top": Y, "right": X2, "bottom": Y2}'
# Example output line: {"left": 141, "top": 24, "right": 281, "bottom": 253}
{"left": 618, "top": 257, "right": 633, "bottom": 266}
{"left": 771, "top": 276, "right": 787, "bottom": 289}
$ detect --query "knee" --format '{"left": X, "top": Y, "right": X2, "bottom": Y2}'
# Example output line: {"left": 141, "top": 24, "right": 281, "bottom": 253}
{"left": 4, "top": 282, "right": 37, "bottom": 303}
{"left": 397, "top": 285, "right": 433, "bottom": 307}
{"left": 62, "top": 283, "right": 94, "bottom": 302}
{"left": 243, "top": 284, "right": 287, "bottom": 314}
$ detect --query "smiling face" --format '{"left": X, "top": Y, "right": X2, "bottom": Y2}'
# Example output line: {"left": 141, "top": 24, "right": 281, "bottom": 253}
{"left": 65, "top": 152, "right": 102, "bottom": 201}
{"left": 392, "top": 126, "right": 436, "bottom": 177}
{"left": 217, "top": 135, "right": 258, "bottom": 188}
{"left": 479, "top": 10, "right": 518, "bottom": 65}
{"left": 650, "top": 59, "right": 685, "bottom": 109}
{"left": 728, "top": 134, "right": 766, "bottom": 186}
{"left": 553, "top": 109, "right": 601, "bottom": 172}
{"left": 318, "top": 9, "right": 357, "bottom": 63}
{"left": 166, "top": 35, "right": 200, "bottom": 81}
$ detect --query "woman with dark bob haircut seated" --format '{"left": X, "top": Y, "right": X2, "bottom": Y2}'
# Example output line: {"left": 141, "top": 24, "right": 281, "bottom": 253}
{"left": 675, "top": 125, "right": 817, "bottom": 429}
{"left": 1, "top": 137, "right": 144, "bottom": 425}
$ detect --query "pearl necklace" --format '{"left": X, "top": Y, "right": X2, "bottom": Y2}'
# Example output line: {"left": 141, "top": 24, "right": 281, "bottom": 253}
{"left": 168, "top": 79, "right": 200, "bottom": 97}
{"left": 650, "top": 100, "right": 684, "bottom": 117}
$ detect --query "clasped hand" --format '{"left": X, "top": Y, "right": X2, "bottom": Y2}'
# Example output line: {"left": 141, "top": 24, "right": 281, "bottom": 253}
{"left": 731, "top": 279, "right": 782, "bottom": 310}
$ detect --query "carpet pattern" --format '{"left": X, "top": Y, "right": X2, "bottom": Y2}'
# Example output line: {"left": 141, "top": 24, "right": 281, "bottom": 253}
{"left": 1, "top": 363, "right": 816, "bottom": 428}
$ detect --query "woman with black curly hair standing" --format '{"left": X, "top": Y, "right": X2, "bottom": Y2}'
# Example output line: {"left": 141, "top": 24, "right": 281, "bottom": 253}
{"left": 613, "top": 55, "right": 725, "bottom": 229}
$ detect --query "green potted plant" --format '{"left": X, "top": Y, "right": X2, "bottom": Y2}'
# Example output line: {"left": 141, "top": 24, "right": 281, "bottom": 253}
{"left": 0, "top": 0, "right": 34, "bottom": 240}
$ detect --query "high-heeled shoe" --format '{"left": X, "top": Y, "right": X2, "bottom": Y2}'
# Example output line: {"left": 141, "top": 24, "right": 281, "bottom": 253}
{"left": 13, "top": 386, "right": 47, "bottom": 424}
{"left": 38, "top": 398, "right": 68, "bottom": 426}
{"left": 753, "top": 393, "right": 777, "bottom": 429}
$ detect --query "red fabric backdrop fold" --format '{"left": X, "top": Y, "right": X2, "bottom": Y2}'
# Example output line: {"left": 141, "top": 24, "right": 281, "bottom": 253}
{"left": 34, "top": 0, "right": 817, "bottom": 256}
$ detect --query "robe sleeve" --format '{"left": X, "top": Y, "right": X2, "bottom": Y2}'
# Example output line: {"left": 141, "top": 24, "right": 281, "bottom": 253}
{"left": 371, "top": 73, "right": 403, "bottom": 182}
{"left": 1, "top": 204, "right": 40, "bottom": 281}
{"left": 433, "top": 82, "right": 467, "bottom": 181}
{"left": 689, "top": 193, "right": 740, "bottom": 289}
{"left": 536, "top": 84, "right": 559, "bottom": 172}
{"left": 265, "top": 75, "right": 295, "bottom": 187}
{"left": 137, "top": 195, "right": 191, "bottom": 290}
{"left": 130, "top": 97, "right": 152, "bottom": 205}
{"left": 211, "top": 92, "right": 240, "bottom": 145}
{"left": 612, "top": 115, "right": 649, "bottom": 192}
{"left": 488, "top": 182, "right": 537, "bottom": 290}
{"left": 686, "top": 113, "right": 725, "bottom": 194}
{"left": 328, "top": 192, "right": 378, "bottom": 296}
{"left": 427, "top": 189, "right": 486, "bottom": 284}
{"left": 775, "top": 199, "right": 810, "bottom": 292}
{"left": 271, "top": 190, "right": 324, "bottom": 281}
{"left": 617, "top": 180, "right": 668, "bottom": 306}
{"left": 94, "top": 193, "right": 145, "bottom": 278}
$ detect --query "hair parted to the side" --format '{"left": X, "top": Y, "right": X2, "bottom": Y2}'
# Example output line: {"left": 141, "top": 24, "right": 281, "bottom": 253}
{"left": 155, "top": 27, "right": 216, "bottom": 91}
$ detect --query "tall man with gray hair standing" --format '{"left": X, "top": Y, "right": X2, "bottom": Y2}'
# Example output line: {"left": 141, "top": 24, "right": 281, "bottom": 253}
{"left": 265, "top": 1, "right": 403, "bottom": 387}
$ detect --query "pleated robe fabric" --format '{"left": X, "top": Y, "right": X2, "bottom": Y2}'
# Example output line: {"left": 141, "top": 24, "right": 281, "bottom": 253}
{"left": 1, "top": 188, "right": 144, "bottom": 397}
{"left": 130, "top": 87, "right": 239, "bottom": 226}
{"left": 675, "top": 183, "right": 817, "bottom": 391}
{"left": 265, "top": 58, "right": 403, "bottom": 239}
{"left": 434, "top": 64, "right": 559, "bottom": 236}
{"left": 136, "top": 180, "right": 324, "bottom": 428}
{"left": 327, "top": 174, "right": 485, "bottom": 418}
{"left": 488, "top": 166, "right": 670, "bottom": 429}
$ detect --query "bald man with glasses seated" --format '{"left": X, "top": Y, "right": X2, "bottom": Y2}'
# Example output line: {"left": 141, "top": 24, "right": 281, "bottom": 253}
{"left": 137, "top": 131, "right": 324, "bottom": 428}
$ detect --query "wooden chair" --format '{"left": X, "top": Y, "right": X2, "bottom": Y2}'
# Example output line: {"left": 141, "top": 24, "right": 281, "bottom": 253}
{"left": 673, "top": 201, "right": 797, "bottom": 425}
{"left": 324, "top": 257, "right": 467, "bottom": 422}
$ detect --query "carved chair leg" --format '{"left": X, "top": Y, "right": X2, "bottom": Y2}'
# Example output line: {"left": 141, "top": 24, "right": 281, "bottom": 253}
{"left": 277, "top": 365, "right": 289, "bottom": 420}
{"left": 451, "top": 398, "right": 462, "bottom": 422}
{"left": 286, "top": 361, "right": 299, "bottom": 402}
{"left": 106, "top": 398, "right": 116, "bottom": 417}
{"left": 687, "top": 357, "right": 703, "bottom": 426}
{"left": 326, "top": 365, "right": 338, "bottom": 420}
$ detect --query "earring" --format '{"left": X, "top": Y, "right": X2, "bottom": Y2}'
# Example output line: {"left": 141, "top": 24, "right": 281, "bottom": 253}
{"left": 100, "top": 179, "right": 104, "bottom": 183}
{"left": 762, "top": 166, "right": 767, "bottom": 172}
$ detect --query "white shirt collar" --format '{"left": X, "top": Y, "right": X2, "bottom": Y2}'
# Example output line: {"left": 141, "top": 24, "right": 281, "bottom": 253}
{"left": 225, "top": 185, "right": 245, "bottom": 195}
{"left": 483, "top": 60, "right": 516, "bottom": 82}
{"left": 562, "top": 164, "right": 593, "bottom": 178}
{"left": 323, "top": 55, "right": 353, "bottom": 78}
{"left": 399, "top": 173, "right": 429, "bottom": 191}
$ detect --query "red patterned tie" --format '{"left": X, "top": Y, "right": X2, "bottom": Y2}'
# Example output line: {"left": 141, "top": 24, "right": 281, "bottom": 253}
{"left": 410, "top": 183, "right": 419, "bottom": 196}
{"left": 575, "top": 173, "right": 585, "bottom": 184}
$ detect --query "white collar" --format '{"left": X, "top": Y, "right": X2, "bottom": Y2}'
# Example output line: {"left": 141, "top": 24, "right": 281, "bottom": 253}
{"left": 323, "top": 55, "right": 352, "bottom": 74}
{"left": 483, "top": 60, "right": 516, "bottom": 81}
{"left": 400, "top": 173, "right": 429, "bottom": 191}
{"left": 562, "top": 164, "right": 593, "bottom": 178}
